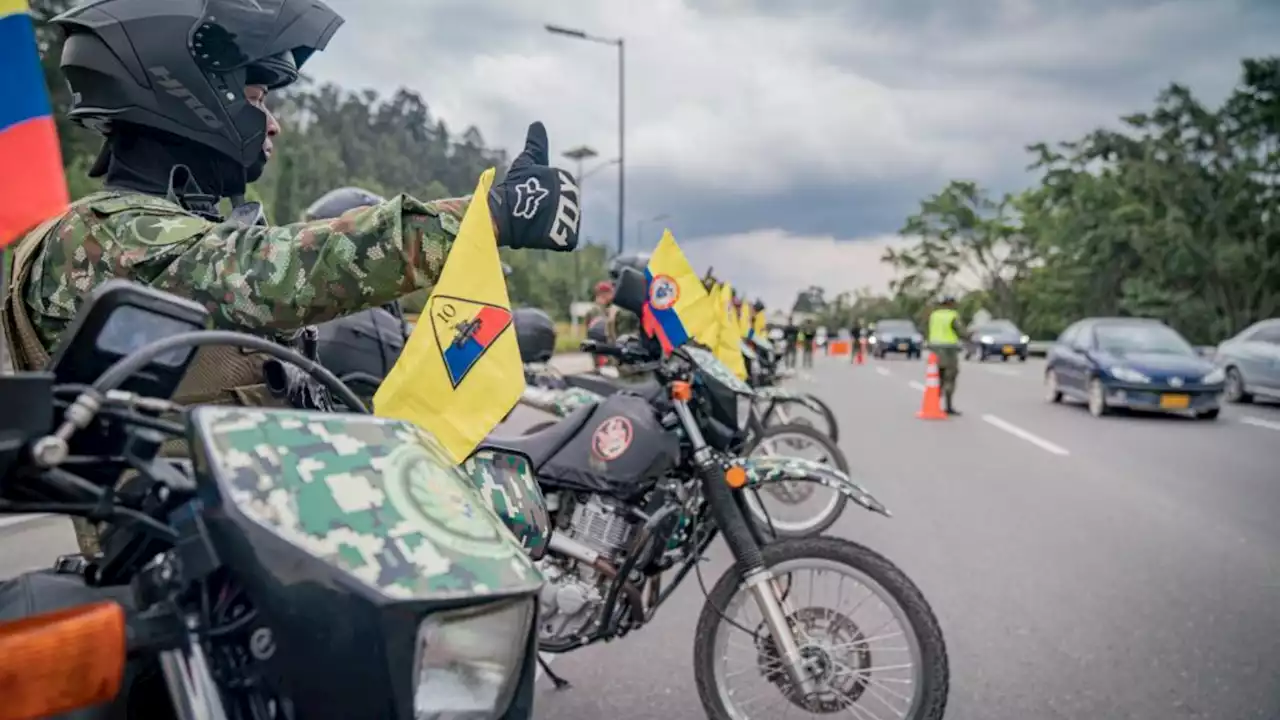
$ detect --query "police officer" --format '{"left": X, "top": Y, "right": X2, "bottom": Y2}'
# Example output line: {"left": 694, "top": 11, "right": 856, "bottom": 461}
{"left": 927, "top": 294, "right": 968, "bottom": 415}
{"left": 1, "top": 0, "right": 581, "bottom": 555}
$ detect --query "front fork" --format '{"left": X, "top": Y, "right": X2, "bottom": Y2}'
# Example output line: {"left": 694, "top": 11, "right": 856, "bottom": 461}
{"left": 672, "top": 399, "right": 817, "bottom": 695}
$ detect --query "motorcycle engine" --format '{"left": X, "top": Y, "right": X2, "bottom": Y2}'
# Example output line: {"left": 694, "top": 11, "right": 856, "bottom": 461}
{"left": 535, "top": 493, "right": 639, "bottom": 646}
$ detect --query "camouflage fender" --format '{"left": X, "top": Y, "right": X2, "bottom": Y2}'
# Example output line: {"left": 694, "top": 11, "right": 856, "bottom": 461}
{"left": 192, "top": 407, "right": 544, "bottom": 601}
{"left": 519, "top": 385, "right": 601, "bottom": 417}
{"left": 460, "top": 449, "right": 551, "bottom": 560}
{"left": 753, "top": 386, "right": 823, "bottom": 414}
{"left": 741, "top": 455, "right": 890, "bottom": 517}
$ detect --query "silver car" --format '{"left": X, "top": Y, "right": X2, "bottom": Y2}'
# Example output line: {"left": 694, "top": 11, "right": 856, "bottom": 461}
{"left": 1215, "top": 318, "right": 1280, "bottom": 403}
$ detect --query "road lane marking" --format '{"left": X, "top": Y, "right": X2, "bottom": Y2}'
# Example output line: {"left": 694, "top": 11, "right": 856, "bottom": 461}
{"left": 535, "top": 652, "right": 555, "bottom": 682}
{"left": 982, "top": 414, "right": 1070, "bottom": 456}
{"left": 0, "top": 514, "right": 51, "bottom": 530}
{"left": 980, "top": 366, "right": 1021, "bottom": 377}
{"left": 875, "top": 367, "right": 891, "bottom": 377}
{"left": 1240, "top": 416, "right": 1280, "bottom": 432}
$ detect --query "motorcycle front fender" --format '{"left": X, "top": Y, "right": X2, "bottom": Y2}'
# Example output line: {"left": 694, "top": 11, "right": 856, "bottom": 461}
{"left": 741, "top": 455, "right": 890, "bottom": 517}
{"left": 753, "top": 386, "right": 823, "bottom": 414}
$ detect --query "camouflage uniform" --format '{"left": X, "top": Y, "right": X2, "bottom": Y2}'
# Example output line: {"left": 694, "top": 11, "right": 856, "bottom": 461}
{"left": 16, "top": 191, "right": 468, "bottom": 349}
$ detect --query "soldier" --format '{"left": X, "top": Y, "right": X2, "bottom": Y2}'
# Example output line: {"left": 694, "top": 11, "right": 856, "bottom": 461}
{"left": 927, "top": 294, "right": 968, "bottom": 415}
{"left": 1, "top": 0, "right": 581, "bottom": 556}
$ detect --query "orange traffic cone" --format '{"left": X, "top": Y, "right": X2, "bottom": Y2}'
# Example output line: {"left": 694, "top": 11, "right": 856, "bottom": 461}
{"left": 917, "top": 353, "right": 948, "bottom": 420}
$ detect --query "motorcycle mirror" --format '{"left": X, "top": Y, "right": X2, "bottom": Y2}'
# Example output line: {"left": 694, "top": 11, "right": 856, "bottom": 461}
{"left": 0, "top": 601, "right": 126, "bottom": 720}
{"left": 612, "top": 267, "right": 647, "bottom": 316}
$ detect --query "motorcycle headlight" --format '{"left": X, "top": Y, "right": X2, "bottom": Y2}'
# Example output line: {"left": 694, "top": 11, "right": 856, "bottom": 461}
{"left": 1201, "top": 368, "right": 1225, "bottom": 384}
{"left": 912, "top": 334, "right": 923, "bottom": 343}
{"left": 736, "top": 393, "right": 753, "bottom": 431}
{"left": 1110, "top": 366, "right": 1150, "bottom": 383}
{"left": 980, "top": 335, "right": 994, "bottom": 344}
{"left": 1020, "top": 335, "right": 1030, "bottom": 343}
{"left": 413, "top": 598, "right": 534, "bottom": 720}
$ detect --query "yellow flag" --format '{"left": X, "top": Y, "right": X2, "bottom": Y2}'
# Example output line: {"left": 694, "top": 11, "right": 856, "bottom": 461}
{"left": 373, "top": 169, "right": 523, "bottom": 464}
{"left": 737, "top": 301, "right": 752, "bottom": 338}
{"left": 694, "top": 281, "right": 723, "bottom": 348}
{"left": 716, "top": 283, "right": 748, "bottom": 379}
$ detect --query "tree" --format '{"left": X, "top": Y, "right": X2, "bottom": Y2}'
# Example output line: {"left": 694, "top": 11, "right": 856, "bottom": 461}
{"left": 890, "top": 56, "right": 1280, "bottom": 343}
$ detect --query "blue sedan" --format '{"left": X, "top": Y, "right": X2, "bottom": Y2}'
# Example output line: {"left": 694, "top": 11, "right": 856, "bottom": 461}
{"left": 1044, "top": 318, "right": 1225, "bottom": 420}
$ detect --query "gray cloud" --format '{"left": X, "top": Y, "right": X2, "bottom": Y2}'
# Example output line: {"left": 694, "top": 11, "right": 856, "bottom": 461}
{"left": 301, "top": 0, "right": 1279, "bottom": 304}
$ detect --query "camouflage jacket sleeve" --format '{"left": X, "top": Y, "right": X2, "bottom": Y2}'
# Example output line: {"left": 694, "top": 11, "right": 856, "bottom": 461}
{"left": 26, "top": 191, "right": 472, "bottom": 346}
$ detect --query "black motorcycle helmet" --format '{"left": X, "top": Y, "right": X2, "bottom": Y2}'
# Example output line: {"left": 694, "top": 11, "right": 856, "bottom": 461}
{"left": 608, "top": 252, "right": 650, "bottom": 280}
{"left": 513, "top": 308, "right": 557, "bottom": 364}
{"left": 54, "top": 0, "right": 343, "bottom": 170}
{"left": 303, "top": 187, "right": 385, "bottom": 221}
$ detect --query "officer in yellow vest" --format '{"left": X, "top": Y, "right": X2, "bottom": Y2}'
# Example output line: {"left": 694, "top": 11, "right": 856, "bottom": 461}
{"left": 927, "top": 294, "right": 968, "bottom": 415}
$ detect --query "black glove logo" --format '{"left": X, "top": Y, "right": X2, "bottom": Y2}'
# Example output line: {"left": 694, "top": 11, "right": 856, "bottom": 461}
{"left": 489, "top": 122, "right": 581, "bottom": 251}
{"left": 513, "top": 178, "right": 549, "bottom": 219}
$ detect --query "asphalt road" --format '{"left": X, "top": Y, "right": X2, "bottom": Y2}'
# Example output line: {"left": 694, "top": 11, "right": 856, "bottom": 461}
{"left": 2, "top": 353, "right": 1277, "bottom": 719}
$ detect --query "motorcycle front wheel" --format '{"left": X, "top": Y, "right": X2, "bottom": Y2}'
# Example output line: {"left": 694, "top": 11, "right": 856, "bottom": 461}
{"left": 693, "top": 537, "right": 948, "bottom": 720}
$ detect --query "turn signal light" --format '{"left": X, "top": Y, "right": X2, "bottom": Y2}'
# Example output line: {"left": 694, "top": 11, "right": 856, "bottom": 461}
{"left": 0, "top": 601, "right": 126, "bottom": 720}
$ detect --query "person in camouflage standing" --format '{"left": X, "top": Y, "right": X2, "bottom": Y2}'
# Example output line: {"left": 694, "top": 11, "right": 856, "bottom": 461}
{"left": 0, "top": 0, "right": 582, "bottom": 556}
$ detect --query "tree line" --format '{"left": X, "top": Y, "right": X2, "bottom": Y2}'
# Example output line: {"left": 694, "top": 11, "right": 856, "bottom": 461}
{"left": 28, "top": 0, "right": 611, "bottom": 318}
{"left": 801, "top": 57, "right": 1279, "bottom": 345}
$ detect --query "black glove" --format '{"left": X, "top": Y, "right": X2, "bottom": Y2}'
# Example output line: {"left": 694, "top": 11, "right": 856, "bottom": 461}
{"left": 489, "top": 122, "right": 581, "bottom": 251}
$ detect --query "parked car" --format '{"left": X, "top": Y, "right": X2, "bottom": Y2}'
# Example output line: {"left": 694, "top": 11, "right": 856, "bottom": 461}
{"left": 1044, "top": 317, "right": 1224, "bottom": 419}
{"left": 870, "top": 319, "right": 923, "bottom": 359}
{"left": 1214, "top": 318, "right": 1280, "bottom": 403}
{"left": 965, "top": 318, "right": 1030, "bottom": 362}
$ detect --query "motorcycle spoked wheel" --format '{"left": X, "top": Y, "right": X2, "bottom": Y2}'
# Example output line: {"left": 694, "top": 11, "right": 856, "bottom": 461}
{"left": 741, "top": 423, "right": 849, "bottom": 538}
{"left": 761, "top": 394, "right": 839, "bottom": 444}
{"left": 693, "top": 537, "right": 949, "bottom": 720}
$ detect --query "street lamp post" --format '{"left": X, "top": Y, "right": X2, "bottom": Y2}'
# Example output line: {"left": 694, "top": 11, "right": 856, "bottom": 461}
{"left": 545, "top": 23, "right": 625, "bottom": 257}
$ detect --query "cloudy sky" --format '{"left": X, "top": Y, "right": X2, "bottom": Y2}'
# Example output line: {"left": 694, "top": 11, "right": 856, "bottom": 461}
{"left": 303, "top": 0, "right": 1280, "bottom": 308}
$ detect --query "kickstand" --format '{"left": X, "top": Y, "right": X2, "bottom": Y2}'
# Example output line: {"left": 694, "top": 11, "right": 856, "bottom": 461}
{"left": 538, "top": 655, "right": 572, "bottom": 690}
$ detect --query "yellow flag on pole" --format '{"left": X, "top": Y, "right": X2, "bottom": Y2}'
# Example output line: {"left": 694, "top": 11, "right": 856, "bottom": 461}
{"left": 694, "top": 281, "right": 723, "bottom": 348}
{"left": 715, "top": 283, "right": 748, "bottom": 379}
{"left": 374, "top": 169, "right": 523, "bottom": 464}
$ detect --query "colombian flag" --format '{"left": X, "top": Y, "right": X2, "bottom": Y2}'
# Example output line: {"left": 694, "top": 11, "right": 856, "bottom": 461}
{"left": 1, "top": 0, "right": 68, "bottom": 248}
{"left": 641, "top": 230, "right": 716, "bottom": 354}
{"left": 750, "top": 305, "right": 767, "bottom": 339}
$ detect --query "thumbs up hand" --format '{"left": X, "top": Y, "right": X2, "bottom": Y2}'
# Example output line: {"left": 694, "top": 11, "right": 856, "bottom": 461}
{"left": 488, "top": 122, "right": 582, "bottom": 251}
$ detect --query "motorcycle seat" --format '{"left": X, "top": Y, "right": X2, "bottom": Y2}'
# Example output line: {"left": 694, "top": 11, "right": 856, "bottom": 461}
{"left": 481, "top": 403, "right": 597, "bottom": 470}
{"left": 563, "top": 373, "right": 665, "bottom": 403}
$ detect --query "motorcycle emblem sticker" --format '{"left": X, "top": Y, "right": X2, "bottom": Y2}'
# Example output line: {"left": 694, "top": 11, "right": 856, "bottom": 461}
{"left": 590, "top": 416, "right": 634, "bottom": 461}
{"left": 648, "top": 274, "right": 680, "bottom": 311}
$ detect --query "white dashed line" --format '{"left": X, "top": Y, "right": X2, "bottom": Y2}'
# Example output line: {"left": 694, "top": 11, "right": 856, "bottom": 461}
{"left": 875, "top": 366, "right": 891, "bottom": 377}
{"left": 980, "top": 366, "right": 1021, "bottom": 377}
{"left": 1240, "top": 416, "right": 1280, "bottom": 432}
{"left": 908, "top": 381, "right": 926, "bottom": 392}
{"left": 535, "top": 652, "right": 555, "bottom": 681}
{"left": 982, "top": 414, "right": 1071, "bottom": 456}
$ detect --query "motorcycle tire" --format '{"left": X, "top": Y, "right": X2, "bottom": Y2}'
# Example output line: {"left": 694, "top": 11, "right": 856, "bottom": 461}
{"left": 693, "top": 537, "right": 949, "bottom": 720}
{"left": 761, "top": 394, "right": 839, "bottom": 443}
{"left": 741, "top": 423, "right": 850, "bottom": 538}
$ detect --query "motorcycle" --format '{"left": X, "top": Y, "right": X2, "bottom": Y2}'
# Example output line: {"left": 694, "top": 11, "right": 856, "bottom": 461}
{"left": 740, "top": 337, "right": 840, "bottom": 443}
{"left": 476, "top": 267, "right": 950, "bottom": 719}
{"left": 520, "top": 339, "right": 852, "bottom": 539}
{"left": 0, "top": 279, "right": 550, "bottom": 720}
